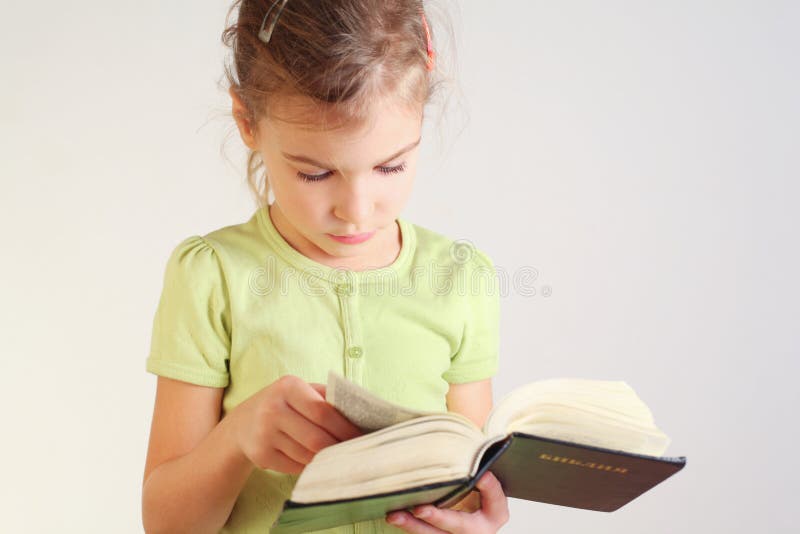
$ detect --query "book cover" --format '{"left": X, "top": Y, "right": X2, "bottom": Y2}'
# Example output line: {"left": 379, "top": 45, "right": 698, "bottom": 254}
{"left": 271, "top": 432, "right": 686, "bottom": 533}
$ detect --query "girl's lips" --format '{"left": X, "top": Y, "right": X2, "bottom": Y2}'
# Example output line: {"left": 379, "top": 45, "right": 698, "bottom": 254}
{"left": 327, "top": 231, "right": 376, "bottom": 244}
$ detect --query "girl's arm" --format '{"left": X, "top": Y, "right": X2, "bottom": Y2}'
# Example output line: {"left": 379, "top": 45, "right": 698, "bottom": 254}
{"left": 445, "top": 379, "right": 493, "bottom": 513}
{"left": 142, "top": 374, "right": 362, "bottom": 534}
{"left": 445, "top": 378, "right": 493, "bottom": 428}
{"left": 141, "top": 377, "right": 253, "bottom": 534}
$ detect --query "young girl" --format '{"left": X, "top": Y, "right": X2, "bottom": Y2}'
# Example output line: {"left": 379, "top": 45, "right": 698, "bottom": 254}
{"left": 142, "top": 1, "right": 509, "bottom": 532}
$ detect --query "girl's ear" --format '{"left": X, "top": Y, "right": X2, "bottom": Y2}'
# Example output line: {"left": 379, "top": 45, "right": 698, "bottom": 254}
{"left": 229, "top": 86, "right": 259, "bottom": 150}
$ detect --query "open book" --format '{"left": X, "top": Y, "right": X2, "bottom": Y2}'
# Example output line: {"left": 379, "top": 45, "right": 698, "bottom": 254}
{"left": 271, "top": 372, "right": 686, "bottom": 533}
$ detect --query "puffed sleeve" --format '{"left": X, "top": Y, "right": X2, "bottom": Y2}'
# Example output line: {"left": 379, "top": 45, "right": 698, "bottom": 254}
{"left": 442, "top": 248, "right": 501, "bottom": 383}
{"left": 146, "top": 236, "right": 232, "bottom": 387}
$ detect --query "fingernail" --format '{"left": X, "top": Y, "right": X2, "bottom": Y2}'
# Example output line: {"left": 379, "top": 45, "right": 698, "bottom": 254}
{"left": 387, "top": 513, "right": 404, "bottom": 525}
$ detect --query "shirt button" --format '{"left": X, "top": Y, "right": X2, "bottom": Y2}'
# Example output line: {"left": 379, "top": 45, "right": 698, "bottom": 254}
{"left": 335, "top": 282, "right": 353, "bottom": 297}
{"left": 348, "top": 346, "right": 363, "bottom": 359}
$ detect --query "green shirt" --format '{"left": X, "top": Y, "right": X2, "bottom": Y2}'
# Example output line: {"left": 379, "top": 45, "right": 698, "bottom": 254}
{"left": 146, "top": 204, "right": 500, "bottom": 533}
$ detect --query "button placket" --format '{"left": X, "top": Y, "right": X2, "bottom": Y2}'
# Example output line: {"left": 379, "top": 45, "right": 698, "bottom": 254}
{"left": 335, "top": 279, "right": 364, "bottom": 385}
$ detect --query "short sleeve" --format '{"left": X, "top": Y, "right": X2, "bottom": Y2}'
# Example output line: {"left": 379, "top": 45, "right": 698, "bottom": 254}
{"left": 442, "top": 249, "right": 500, "bottom": 383}
{"left": 146, "top": 236, "right": 232, "bottom": 387}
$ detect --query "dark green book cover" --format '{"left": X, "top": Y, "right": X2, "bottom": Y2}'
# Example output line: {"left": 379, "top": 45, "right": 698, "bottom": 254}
{"left": 271, "top": 432, "right": 686, "bottom": 533}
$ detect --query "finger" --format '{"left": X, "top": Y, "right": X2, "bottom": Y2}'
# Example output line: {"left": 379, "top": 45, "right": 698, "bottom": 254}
{"left": 475, "top": 472, "right": 510, "bottom": 524}
{"left": 280, "top": 403, "right": 340, "bottom": 453}
{"left": 409, "top": 504, "right": 467, "bottom": 532}
{"left": 285, "top": 379, "right": 363, "bottom": 441}
{"left": 309, "top": 383, "right": 326, "bottom": 398}
{"left": 386, "top": 511, "right": 449, "bottom": 534}
{"left": 273, "top": 430, "right": 316, "bottom": 465}
{"left": 271, "top": 449, "right": 306, "bottom": 475}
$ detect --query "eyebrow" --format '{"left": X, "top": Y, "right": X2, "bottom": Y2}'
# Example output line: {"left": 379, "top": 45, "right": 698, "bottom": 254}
{"left": 281, "top": 137, "right": 421, "bottom": 169}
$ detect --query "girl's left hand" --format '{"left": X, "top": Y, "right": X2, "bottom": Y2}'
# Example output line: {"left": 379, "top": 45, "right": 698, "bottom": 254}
{"left": 385, "top": 471, "right": 510, "bottom": 533}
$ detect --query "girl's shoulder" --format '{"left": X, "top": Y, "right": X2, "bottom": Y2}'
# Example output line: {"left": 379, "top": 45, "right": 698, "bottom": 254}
{"left": 162, "top": 209, "right": 277, "bottom": 275}
{"left": 200, "top": 209, "right": 267, "bottom": 258}
{"left": 157, "top": 210, "right": 268, "bottom": 294}
{"left": 409, "top": 220, "right": 496, "bottom": 272}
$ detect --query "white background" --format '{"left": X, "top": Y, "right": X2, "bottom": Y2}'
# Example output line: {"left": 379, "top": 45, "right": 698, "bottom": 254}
{"left": 1, "top": 1, "right": 797, "bottom": 532}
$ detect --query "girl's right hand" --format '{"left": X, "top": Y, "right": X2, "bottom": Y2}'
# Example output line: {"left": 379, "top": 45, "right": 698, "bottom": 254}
{"left": 228, "top": 374, "right": 364, "bottom": 474}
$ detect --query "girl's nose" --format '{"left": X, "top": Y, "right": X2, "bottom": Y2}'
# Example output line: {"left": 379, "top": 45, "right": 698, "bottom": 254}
{"left": 334, "top": 178, "right": 374, "bottom": 227}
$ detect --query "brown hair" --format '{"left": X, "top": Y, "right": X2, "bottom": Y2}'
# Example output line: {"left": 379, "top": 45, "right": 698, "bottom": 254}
{"left": 220, "top": 0, "right": 457, "bottom": 207}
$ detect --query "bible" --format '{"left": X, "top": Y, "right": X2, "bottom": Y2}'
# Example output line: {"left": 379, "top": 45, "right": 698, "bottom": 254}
{"left": 271, "top": 371, "right": 686, "bottom": 533}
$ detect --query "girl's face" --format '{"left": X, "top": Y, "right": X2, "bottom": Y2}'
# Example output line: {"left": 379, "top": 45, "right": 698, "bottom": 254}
{"left": 232, "top": 90, "right": 423, "bottom": 270}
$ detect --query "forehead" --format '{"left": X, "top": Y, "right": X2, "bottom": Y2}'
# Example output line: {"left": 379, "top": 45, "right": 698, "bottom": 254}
{"left": 261, "top": 94, "right": 423, "bottom": 152}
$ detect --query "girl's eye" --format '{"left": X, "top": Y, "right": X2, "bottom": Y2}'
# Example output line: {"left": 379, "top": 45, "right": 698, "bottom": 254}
{"left": 378, "top": 162, "right": 406, "bottom": 175}
{"left": 296, "top": 162, "right": 406, "bottom": 183}
{"left": 297, "top": 170, "right": 332, "bottom": 183}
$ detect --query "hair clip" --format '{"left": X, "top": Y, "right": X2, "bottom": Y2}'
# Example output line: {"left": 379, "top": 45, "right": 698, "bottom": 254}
{"left": 258, "top": 0, "right": 290, "bottom": 44}
{"left": 421, "top": 12, "right": 435, "bottom": 71}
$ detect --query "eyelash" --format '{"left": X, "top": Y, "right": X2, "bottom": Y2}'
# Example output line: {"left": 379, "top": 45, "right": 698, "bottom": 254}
{"left": 297, "top": 162, "right": 407, "bottom": 183}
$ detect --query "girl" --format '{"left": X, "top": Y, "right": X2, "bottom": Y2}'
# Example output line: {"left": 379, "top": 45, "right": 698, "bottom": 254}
{"left": 142, "top": 1, "right": 509, "bottom": 532}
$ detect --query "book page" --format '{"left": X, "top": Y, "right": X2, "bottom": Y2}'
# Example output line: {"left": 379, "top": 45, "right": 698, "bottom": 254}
{"left": 291, "top": 418, "right": 484, "bottom": 503}
{"left": 326, "top": 371, "right": 438, "bottom": 431}
{"left": 484, "top": 378, "right": 671, "bottom": 456}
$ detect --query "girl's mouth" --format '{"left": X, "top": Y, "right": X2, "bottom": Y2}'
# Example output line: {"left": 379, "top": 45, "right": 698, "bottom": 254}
{"left": 326, "top": 231, "right": 376, "bottom": 244}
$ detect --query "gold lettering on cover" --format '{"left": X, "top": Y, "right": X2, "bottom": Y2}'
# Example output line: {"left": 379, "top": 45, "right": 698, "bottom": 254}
{"left": 538, "top": 453, "right": 628, "bottom": 475}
